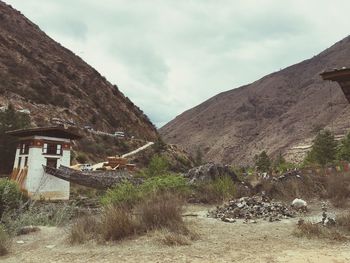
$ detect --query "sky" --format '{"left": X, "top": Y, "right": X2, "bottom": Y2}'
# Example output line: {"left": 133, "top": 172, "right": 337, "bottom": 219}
{"left": 4, "top": 0, "right": 350, "bottom": 127}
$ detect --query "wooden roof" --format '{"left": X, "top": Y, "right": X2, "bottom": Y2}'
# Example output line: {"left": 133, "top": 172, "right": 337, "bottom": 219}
{"left": 321, "top": 68, "right": 350, "bottom": 102}
{"left": 6, "top": 126, "right": 82, "bottom": 140}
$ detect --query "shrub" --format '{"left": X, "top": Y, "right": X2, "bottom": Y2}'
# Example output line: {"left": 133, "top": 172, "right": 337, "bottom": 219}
{"left": 101, "top": 205, "right": 139, "bottom": 241}
{"left": 69, "top": 215, "right": 100, "bottom": 244}
{"left": 137, "top": 193, "right": 184, "bottom": 231}
{"left": 100, "top": 181, "right": 140, "bottom": 207}
{"left": 140, "top": 175, "right": 189, "bottom": 197}
{"left": 0, "top": 224, "right": 10, "bottom": 256}
{"left": 0, "top": 179, "right": 24, "bottom": 218}
{"left": 100, "top": 175, "right": 189, "bottom": 207}
{"left": 143, "top": 155, "right": 169, "bottom": 177}
{"left": 193, "top": 176, "right": 236, "bottom": 203}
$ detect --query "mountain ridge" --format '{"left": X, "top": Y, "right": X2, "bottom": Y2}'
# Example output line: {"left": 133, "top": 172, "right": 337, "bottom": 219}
{"left": 160, "top": 35, "right": 350, "bottom": 165}
{"left": 0, "top": 1, "right": 158, "bottom": 141}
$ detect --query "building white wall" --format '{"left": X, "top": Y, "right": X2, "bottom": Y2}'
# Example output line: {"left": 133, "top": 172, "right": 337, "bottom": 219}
{"left": 13, "top": 136, "right": 71, "bottom": 200}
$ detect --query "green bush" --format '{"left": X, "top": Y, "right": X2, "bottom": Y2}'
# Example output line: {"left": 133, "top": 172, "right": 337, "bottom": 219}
{"left": 193, "top": 176, "right": 236, "bottom": 203}
{"left": 140, "top": 175, "right": 189, "bottom": 196}
{"left": 0, "top": 179, "right": 24, "bottom": 218}
{"left": 100, "top": 181, "right": 140, "bottom": 207}
{"left": 142, "top": 155, "right": 169, "bottom": 177}
{"left": 100, "top": 175, "right": 189, "bottom": 207}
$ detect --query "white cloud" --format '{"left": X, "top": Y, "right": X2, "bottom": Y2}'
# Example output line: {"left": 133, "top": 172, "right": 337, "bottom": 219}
{"left": 4, "top": 0, "right": 350, "bottom": 127}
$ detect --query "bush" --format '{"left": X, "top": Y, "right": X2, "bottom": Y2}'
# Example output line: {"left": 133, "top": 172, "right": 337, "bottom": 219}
{"left": 100, "top": 175, "right": 189, "bottom": 207}
{"left": 137, "top": 193, "right": 184, "bottom": 231}
{"left": 69, "top": 215, "right": 100, "bottom": 244}
{"left": 0, "top": 224, "right": 10, "bottom": 256}
{"left": 0, "top": 179, "right": 24, "bottom": 218}
{"left": 100, "top": 181, "right": 140, "bottom": 207}
{"left": 140, "top": 175, "right": 189, "bottom": 196}
{"left": 101, "top": 205, "right": 139, "bottom": 241}
{"left": 193, "top": 176, "right": 236, "bottom": 203}
{"left": 142, "top": 155, "right": 169, "bottom": 177}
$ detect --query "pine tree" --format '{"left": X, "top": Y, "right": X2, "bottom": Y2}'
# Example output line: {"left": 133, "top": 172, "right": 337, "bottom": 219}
{"left": 304, "top": 129, "right": 337, "bottom": 166}
{"left": 337, "top": 132, "right": 350, "bottom": 161}
{"left": 255, "top": 151, "right": 271, "bottom": 172}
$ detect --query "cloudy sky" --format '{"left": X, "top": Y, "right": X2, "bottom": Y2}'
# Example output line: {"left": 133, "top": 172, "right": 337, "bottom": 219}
{"left": 4, "top": 0, "right": 350, "bottom": 127}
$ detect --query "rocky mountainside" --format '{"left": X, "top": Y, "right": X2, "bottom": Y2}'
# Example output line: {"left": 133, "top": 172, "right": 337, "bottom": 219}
{"left": 0, "top": 1, "right": 157, "bottom": 141}
{"left": 160, "top": 36, "right": 350, "bottom": 165}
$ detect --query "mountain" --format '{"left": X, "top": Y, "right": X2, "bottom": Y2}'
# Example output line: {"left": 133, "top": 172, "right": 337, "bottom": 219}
{"left": 160, "top": 36, "right": 350, "bottom": 165}
{"left": 0, "top": 1, "right": 157, "bottom": 141}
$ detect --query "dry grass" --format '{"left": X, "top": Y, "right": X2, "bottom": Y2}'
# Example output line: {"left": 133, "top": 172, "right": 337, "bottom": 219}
{"left": 294, "top": 219, "right": 348, "bottom": 242}
{"left": 0, "top": 225, "right": 10, "bottom": 256}
{"left": 158, "top": 230, "right": 191, "bottom": 246}
{"left": 101, "top": 206, "right": 140, "bottom": 242}
{"left": 137, "top": 193, "right": 184, "bottom": 231}
{"left": 68, "top": 215, "right": 100, "bottom": 244}
{"left": 325, "top": 175, "right": 350, "bottom": 207}
{"left": 68, "top": 192, "right": 197, "bottom": 245}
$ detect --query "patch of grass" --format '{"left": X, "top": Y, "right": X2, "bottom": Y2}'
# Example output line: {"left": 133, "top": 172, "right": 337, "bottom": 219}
{"left": 294, "top": 219, "right": 348, "bottom": 242}
{"left": 2, "top": 202, "right": 76, "bottom": 236}
{"left": 158, "top": 230, "right": 191, "bottom": 246}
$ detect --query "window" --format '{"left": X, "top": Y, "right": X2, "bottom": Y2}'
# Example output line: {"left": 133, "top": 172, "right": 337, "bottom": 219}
{"left": 24, "top": 157, "right": 28, "bottom": 167}
{"left": 20, "top": 142, "right": 29, "bottom": 155}
{"left": 17, "top": 157, "right": 22, "bottom": 168}
{"left": 46, "top": 158, "right": 58, "bottom": 168}
{"left": 42, "top": 143, "right": 62, "bottom": 155}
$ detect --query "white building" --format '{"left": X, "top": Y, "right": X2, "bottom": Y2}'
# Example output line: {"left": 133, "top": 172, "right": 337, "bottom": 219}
{"left": 7, "top": 126, "right": 81, "bottom": 200}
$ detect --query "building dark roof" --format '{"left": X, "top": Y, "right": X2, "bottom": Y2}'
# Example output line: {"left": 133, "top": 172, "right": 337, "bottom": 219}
{"left": 321, "top": 68, "right": 350, "bottom": 103}
{"left": 6, "top": 126, "right": 82, "bottom": 140}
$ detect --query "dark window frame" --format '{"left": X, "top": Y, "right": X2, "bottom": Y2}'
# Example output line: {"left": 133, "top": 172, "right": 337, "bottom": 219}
{"left": 42, "top": 142, "right": 63, "bottom": 156}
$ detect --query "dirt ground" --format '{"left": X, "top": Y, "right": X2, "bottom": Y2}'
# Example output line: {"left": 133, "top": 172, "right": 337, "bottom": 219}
{"left": 2, "top": 204, "right": 350, "bottom": 263}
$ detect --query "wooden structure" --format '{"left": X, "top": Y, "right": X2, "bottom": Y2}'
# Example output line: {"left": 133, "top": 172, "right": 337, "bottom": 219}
{"left": 7, "top": 126, "right": 82, "bottom": 200}
{"left": 102, "top": 156, "right": 136, "bottom": 171}
{"left": 321, "top": 68, "right": 350, "bottom": 102}
{"left": 44, "top": 165, "right": 142, "bottom": 189}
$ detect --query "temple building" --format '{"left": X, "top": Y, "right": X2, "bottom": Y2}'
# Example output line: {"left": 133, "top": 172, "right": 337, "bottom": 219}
{"left": 7, "top": 126, "right": 81, "bottom": 200}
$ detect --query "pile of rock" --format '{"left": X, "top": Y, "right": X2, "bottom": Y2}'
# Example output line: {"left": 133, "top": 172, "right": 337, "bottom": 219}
{"left": 209, "top": 195, "right": 296, "bottom": 223}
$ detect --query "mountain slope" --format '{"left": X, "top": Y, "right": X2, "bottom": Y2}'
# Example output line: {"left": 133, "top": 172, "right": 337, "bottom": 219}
{"left": 160, "top": 36, "right": 350, "bottom": 165}
{"left": 0, "top": 1, "right": 157, "bottom": 141}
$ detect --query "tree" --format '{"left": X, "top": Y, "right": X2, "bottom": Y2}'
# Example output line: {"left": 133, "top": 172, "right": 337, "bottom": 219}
{"left": 0, "top": 104, "right": 31, "bottom": 174}
{"left": 337, "top": 132, "right": 350, "bottom": 161}
{"left": 254, "top": 151, "right": 271, "bottom": 172}
{"left": 304, "top": 129, "right": 337, "bottom": 166}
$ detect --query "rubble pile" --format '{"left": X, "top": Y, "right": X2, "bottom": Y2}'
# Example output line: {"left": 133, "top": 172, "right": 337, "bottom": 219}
{"left": 209, "top": 195, "right": 296, "bottom": 223}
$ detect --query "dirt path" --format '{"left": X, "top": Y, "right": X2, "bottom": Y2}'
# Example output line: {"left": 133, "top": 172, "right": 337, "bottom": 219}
{"left": 2, "top": 205, "right": 350, "bottom": 263}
